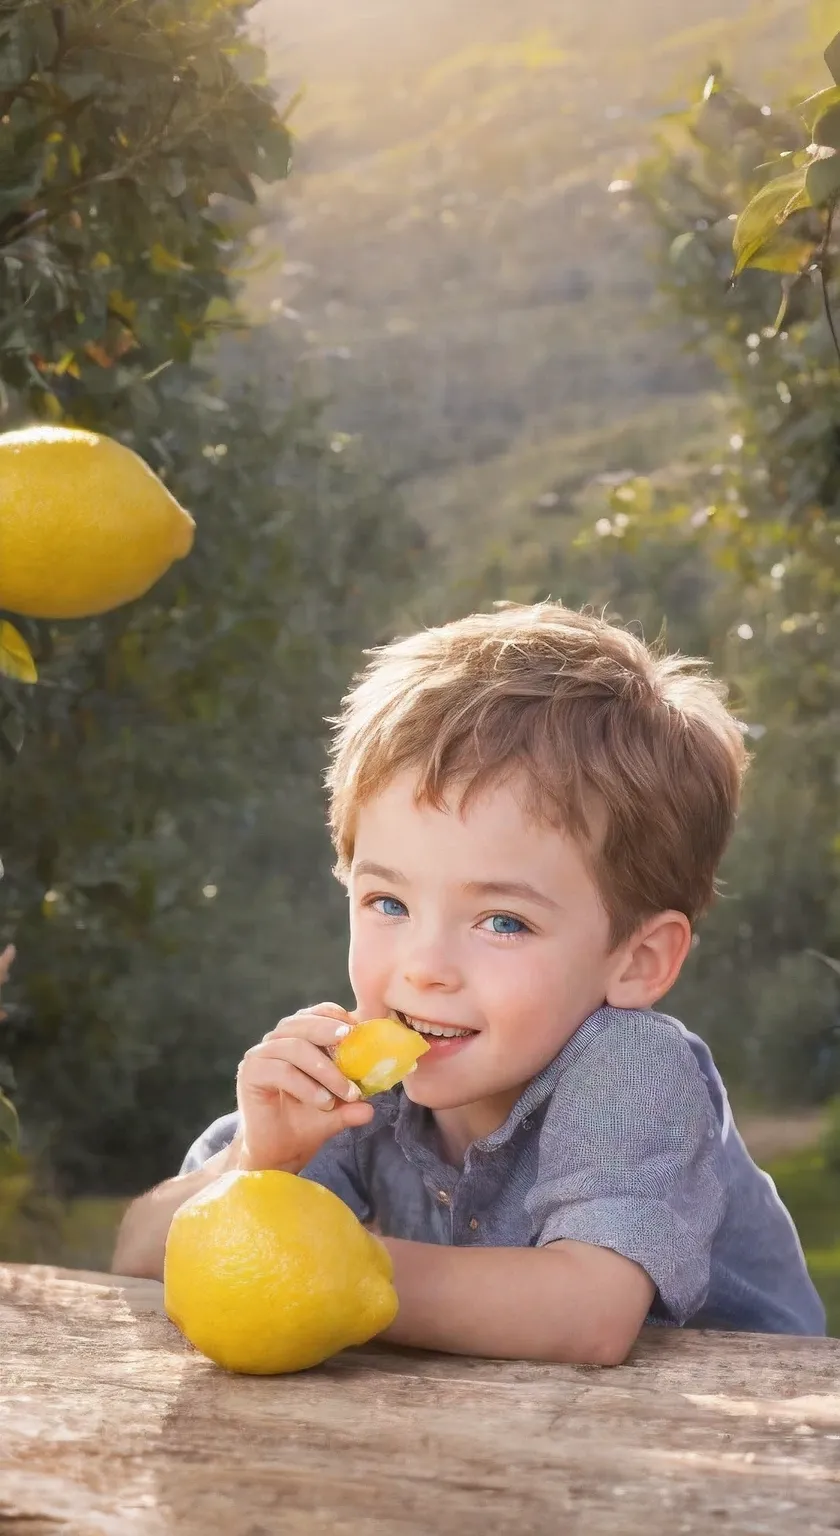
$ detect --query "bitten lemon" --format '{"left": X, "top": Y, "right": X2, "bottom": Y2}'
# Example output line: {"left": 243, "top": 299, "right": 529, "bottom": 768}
{"left": 164, "top": 1169, "right": 398, "bottom": 1375}
{"left": 0, "top": 424, "right": 195, "bottom": 618}
{"left": 335, "top": 1016, "right": 429, "bottom": 1097}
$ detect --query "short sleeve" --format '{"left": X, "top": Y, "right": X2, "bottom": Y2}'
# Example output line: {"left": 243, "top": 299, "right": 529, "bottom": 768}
{"left": 524, "top": 1014, "right": 727, "bottom": 1324}
{"left": 179, "top": 1110, "right": 371, "bottom": 1224}
{"left": 180, "top": 1111, "right": 240, "bottom": 1173}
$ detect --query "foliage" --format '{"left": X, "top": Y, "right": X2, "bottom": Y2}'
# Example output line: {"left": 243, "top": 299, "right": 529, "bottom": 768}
{"left": 822, "top": 1095, "right": 840, "bottom": 1170}
{"left": 527, "top": 41, "right": 840, "bottom": 1106}
{"left": 0, "top": 0, "right": 291, "bottom": 729}
{"left": 766, "top": 1142, "right": 840, "bottom": 1335}
{"left": 0, "top": 0, "right": 421, "bottom": 1195}
{"left": 728, "top": 28, "right": 840, "bottom": 369}
{"left": 0, "top": 0, "right": 291, "bottom": 420}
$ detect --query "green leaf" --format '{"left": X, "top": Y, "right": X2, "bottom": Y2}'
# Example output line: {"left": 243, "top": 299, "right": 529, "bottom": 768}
{"left": 806, "top": 151, "right": 840, "bottom": 208}
{"left": 748, "top": 236, "right": 816, "bottom": 275}
{"left": 203, "top": 296, "right": 238, "bottom": 324}
{"left": 0, "top": 1089, "right": 19, "bottom": 1150}
{"left": 800, "top": 87, "right": 840, "bottom": 135}
{"left": 148, "top": 243, "right": 193, "bottom": 275}
{"left": 0, "top": 622, "right": 38, "bottom": 684}
{"left": 255, "top": 123, "right": 293, "bottom": 183}
{"left": 731, "top": 168, "right": 811, "bottom": 278}
{"left": 825, "top": 32, "right": 840, "bottom": 88}
{"left": 227, "top": 41, "right": 269, "bottom": 87}
{"left": 813, "top": 102, "right": 840, "bottom": 151}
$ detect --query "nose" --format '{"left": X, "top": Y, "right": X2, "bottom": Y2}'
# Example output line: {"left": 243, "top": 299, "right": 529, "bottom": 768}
{"left": 402, "top": 928, "right": 461, "bottom": 994}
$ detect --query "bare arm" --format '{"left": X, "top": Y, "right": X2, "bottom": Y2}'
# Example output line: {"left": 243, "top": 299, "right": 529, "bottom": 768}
{"left": 111, "top": 1134, "right": 245, "bottom": 1280}
{"left": 380, "top": 1238, "right": 656, "bottom": 1367}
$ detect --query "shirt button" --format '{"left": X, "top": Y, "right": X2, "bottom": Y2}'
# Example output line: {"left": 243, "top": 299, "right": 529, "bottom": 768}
{"left": 437, "top": 1190, "right": 450, "bottom": 1205}
{"left": 469, "top": 1217, "right": 479, "bottom": 1231}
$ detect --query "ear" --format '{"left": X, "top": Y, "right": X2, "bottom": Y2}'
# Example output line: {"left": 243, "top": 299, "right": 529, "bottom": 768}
{"left": 605, "top": 911, "right": 692, "bottom": 1011}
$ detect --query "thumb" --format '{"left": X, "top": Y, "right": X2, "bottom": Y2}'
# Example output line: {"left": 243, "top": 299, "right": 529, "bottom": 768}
{"left": 335, "top": 1099, "right": 376, "bottom": 1133}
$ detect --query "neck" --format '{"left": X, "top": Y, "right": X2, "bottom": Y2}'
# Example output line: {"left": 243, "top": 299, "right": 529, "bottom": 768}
{"left": 432, "top": 1084, "right": 525, "bottom": 1164}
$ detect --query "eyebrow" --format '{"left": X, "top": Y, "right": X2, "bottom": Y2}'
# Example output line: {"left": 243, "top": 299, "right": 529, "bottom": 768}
{"left": 352, "top": 862, "right": 559, "bottom": 912}
{"left": 353, "top": 861, "right": 405, "bottom": 883}
{"left": 462, "top": 880, "right": 559, "bottom": 912}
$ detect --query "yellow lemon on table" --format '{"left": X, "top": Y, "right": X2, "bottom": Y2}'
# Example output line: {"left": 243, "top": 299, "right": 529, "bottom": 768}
{"left": 335, "top": 1015, "right": 429, "bottom": 1097}
{"left": 164, "top": 1170, "right": 398, "bottom": 1375}
{"left": 0, "top": 424, "right": 195, "bottom": 619}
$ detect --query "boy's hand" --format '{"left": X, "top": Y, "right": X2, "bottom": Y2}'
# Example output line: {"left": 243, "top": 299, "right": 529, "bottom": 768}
{"left": 234, "top": 1002, "right": 375, "bottom": 1175}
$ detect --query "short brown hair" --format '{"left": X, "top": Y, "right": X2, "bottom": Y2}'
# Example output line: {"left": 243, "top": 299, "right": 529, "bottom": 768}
{"left": 326, "top": 602, "right": 748, "bottom": 944}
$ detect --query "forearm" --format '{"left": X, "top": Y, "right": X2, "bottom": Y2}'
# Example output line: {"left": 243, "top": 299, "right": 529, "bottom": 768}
{"left": 380, "top": 1239, "right": 654, "bottom": 1367}
{"left": 111, "top": 1135, "right": 242, "bottom": 1281}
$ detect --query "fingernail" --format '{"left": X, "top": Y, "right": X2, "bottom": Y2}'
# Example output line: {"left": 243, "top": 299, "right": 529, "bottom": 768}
{"left": 318, "top": 1088, "right": 335, "bottom": 1106}
{"left": 334, "top": 1023, "right": 352, "bottom": 1039}
{"left": 344, "top": 1083, "right": 361, "bottom": 1101}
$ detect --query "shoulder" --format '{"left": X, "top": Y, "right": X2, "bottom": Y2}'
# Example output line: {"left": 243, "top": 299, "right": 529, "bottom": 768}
{"left": 527, "top": 1008, "right": 729, "bottom": 1254}
{"left": 558, "top": 1006, "right": 715, "bottom": 1094}
{"left": 537, "top": 1006, "right": 721, "bottom": 1151}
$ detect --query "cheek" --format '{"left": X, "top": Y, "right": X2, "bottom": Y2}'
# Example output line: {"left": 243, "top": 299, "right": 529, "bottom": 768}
{"left": 474, "top": 943, "right": 557, "bottom": 1019}
{"left": 347, "top": 917, "right": 389, "bottom": 1002}
{"left": 478, "top": 934, "right": 601, "bottom": 1021}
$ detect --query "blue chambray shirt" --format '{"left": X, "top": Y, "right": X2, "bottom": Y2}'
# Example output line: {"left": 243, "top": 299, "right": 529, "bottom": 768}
{"left": 180, "top": 1005, "right": 826, "bottom": 1335}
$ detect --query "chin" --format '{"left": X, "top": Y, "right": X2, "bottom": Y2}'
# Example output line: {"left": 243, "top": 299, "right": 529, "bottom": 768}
{"left": 401, "top": 1072, "right": 475, "bottom": 1111}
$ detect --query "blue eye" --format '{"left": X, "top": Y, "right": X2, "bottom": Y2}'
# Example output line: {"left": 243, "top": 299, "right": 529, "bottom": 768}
{"left": 487, "top": 913, "right": 527, "bottom": 936}
{"left": 373, "top": 896, "right": 408, "bottom": 918}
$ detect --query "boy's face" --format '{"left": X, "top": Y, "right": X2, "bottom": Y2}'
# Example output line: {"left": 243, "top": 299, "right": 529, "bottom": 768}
{"left": 347, "top": 770, "right": 623, "bottom": 1135}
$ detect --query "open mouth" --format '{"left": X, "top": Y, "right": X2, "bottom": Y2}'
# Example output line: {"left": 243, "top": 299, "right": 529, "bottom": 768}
{"left": 392, "top": 1009, "right": 477, "bottom": 1041}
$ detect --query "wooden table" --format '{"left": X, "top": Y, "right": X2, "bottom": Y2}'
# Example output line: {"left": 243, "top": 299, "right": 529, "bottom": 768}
{"left": 2, "top": 1264, "right": 839, "bottom": 1535}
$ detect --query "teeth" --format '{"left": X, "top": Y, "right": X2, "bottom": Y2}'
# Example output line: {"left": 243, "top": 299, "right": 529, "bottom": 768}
{"left": 394, "top": 1011, "right": 474, "bottom": 1039}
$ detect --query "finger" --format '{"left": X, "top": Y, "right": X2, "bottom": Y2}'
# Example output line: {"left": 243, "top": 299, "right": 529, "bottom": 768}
{"left": 242, "top": 1037, "right": 362, "bottom": 1102}
{"left": 289, "top": 1002, "right": 350, "bottom": 1024}
{"left": 239, "top": 1056, "right": 343, "bottom": 1111}
{"left": 262, "top": 1009, "right": 355, "bottom": 1050}
{"left": 257, "top": 1037, "right": 362, "bottom": 1101}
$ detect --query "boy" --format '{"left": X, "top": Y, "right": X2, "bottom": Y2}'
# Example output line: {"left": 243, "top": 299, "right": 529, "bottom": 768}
{"left": 112, "top": 602, "right": 826, "bottom": 1362}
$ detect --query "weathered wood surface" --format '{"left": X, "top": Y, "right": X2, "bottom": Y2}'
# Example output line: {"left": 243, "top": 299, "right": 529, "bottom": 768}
{"left": 1, "top": 1264, "right": 839, "bottom": 1536}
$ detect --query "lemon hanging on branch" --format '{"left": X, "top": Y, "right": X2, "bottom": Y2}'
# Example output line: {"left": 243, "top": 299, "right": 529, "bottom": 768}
{"left": 0, "top": 425, "right": 196, "bottom": 621}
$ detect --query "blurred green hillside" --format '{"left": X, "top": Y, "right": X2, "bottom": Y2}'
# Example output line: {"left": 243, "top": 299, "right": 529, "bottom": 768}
{"left": 249, "top": 0, "right": 818, "bottom": 561}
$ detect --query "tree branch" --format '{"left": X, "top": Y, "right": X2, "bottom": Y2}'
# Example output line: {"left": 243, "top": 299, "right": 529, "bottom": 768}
{"left": 818, "top": 197, "right": 840, "bottom": 368}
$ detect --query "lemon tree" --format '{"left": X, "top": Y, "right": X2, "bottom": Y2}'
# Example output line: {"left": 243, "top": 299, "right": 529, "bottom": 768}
{"left": 0, "top": 0, "right": 293, "bottom": 751}
{"left": 0, "top": 0, "right": 289, "bottom": 1155}
{"left": 0, "top": 0, "right": 420, "bottom": 1192}
{"left": 549, "top": 30, "right": 840, "bottom": 1109}
{"left": 0, "top": 0, "right": 291, "bottom": 422}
